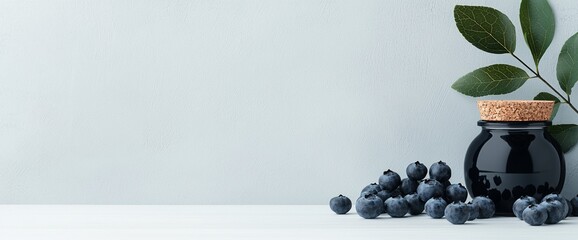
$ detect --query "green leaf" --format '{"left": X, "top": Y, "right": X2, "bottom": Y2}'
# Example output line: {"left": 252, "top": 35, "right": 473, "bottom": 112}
{"left": 533, "top": 92, "right": 560, "bottom": 120}
{"left": 557, "top": 32, "right": 578, "bottom": 95}
{"left": 454, "top": 5, "right": 516, "bottom": 54}
{"left": 520, "top": 0, "right": 555, "bottom": 67}
{"left": 452, "top": 64, "right": 529, "bottom": 97}
{"left": 548, "top": 124, "right": 578, "bottom": 153}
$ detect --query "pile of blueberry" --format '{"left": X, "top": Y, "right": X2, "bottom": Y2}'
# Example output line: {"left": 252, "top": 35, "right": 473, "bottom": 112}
{"left": 512, "top": 194, "right": 578, "bottom": 226}
{"left": 329, "top": 161, "right": 496, "bottom": 224}
{"left": 330, "top": 161, "right": 578, "bottom": 226}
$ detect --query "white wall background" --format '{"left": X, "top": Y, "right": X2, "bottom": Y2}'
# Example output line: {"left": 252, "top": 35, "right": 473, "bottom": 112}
{"left": 1, "top": 0, "right": 577, "bottom": 204}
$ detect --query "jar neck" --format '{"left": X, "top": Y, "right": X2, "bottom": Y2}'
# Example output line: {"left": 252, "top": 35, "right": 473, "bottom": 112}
{"left": 478, "top": 120, "right": 551, "bottom": 130}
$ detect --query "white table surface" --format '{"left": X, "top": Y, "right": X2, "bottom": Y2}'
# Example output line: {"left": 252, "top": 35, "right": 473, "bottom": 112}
{"left": 0, "top": 205, "right": 576, "bottom": 240}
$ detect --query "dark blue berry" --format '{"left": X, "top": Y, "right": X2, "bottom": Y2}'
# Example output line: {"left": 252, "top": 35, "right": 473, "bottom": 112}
{"left": 512, "top": 196, "right": 536, "bottom": 220}
{"left": 417, "top": 179, "right": 444, "bottom": 202}
{"left": 542, "top": 193, "right": 569, "bottom": 219}
{"left": 376, "top": 189, "right": 394, "bottom": 203}
{"left": 360, "top": 183, "right": 381, "bottom": 196}
{"left": 404, "top": 193, "right": 424, "bottom": 215}
{"left": 406, "top": 161, "right": 427, "bottom": 180}
{"left": 572, "top": 195, "right": 578, "bottom": 216}
{"left": 390, "top": 188, "right": 402, "bottom": 198}
{"left": 523, "top": 204, "right": 548, "bottom": 226}
{"left": 445, "top": 183, "right": 468, "bottom": 203}
{"left": 384, "top": 195, "right": 409, "bottom": 218}
{"left": 355, "top": 194, "right": 384, "bottom": 219}
{"left": 567, "top": 199, "right": 574, "bottom": 218}
{"left": 540, "top": 199, "right": 565, "bottom": 224}
{"left": 441, "top": 180, "right": 451, "bottom": 189}
{"left": 329, "top": 195, "right": 352, "bottom": 214}
{"left": 425, "top": 197, "right": 447, "bottom": 219}
{"left": 472, "top": 196, "right": 495, "bottom": 219}
{"left": 445, "top": 201, "right": 470, "bottom": 224}
{"left": 400, "top": 178, "right": 419, "bottom": 196}
{"left": 466, "top": 201, "right": 479, "bottom": 221}
{"left": 361, "top": 183, "right": 381, "bottom": 193}
{"left": 378, "top": 169, "right": 401, "bottom": 191}
{"left": 429, "top": 161, "right": 451, "bottom": 182}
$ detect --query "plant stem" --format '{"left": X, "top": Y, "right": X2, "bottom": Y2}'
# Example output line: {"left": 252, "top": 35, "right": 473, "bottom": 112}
{"left": 511, "top": 53, "right": 578, "bottom": 115}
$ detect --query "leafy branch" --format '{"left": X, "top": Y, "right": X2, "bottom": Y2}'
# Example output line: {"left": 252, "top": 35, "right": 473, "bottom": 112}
{"left": 451, "top": 0, "right": 578, "bottom": 153}
{"left": 509, "top": 53, "right": 578, "bottom": 114}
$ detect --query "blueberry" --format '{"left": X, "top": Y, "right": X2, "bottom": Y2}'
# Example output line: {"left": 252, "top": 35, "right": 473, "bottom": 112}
{"left": 361, "top": 183, "right": 381, "bottom": 193}
{"left": 444, "top": 201, "right": 470, "bottom": 224}
{"left": 540, "top": 199, "right": 565, "bottom": 224}
{"left": 441, "top": 180, "right": 451, "bottom": 189}
{"left": 572, "top": 195, "right": 578, "bottom": 216}
{"left": 378, "top": 169, "right": 401, "bottom": 191}
{"left": 390, "top": 188, "right": 402, "bottom": 198}
{"left": 512, "top": 196, "right": 536, "bottom": 220}
{"left": 359, "top": 183, "right": 383, "bottom": 197}
{"left": 445, "top": 183, "right": 468, "bottom": 203}
{"left": 417, "top": 179, "right": 444, "bottom": 202}
{"left": 542, "top": 193, "right": 569, "bottom": 218}
{"left": 406, "top": 161, "right": 427, "bottom": 180}
{"left": 355, "top": 194, "right": 384, "bottom": 219}
{"left": 400, "top": 178, "right": 419, "bottom": 196}
{"left": 329, "top": 194, "right": 352, "bottom": 214}
{"left": 425, "top": 197, "right": 447, "bottom": 219}
{"left": 466, "top": 201, "right": 479, "bottom": 221}
{"left": 404, "top": 193, "right": 425, "bottom": 215}
{"left": 567, "top": 199, "right": 574, "bottom": 218}
{"left": 429, "top": 161, "right": 452, "bottom": 182}
{"left": 385, "top": 195, "right": 409, "bottom": 218}
{"left": 522, "top": 204, "right": 548, "bottom": 226}
{"left": 472, "top": 196, "right": 495, "bottom": 219}
{"left": 376, "top": 189, "right": 395, "bottom": 203}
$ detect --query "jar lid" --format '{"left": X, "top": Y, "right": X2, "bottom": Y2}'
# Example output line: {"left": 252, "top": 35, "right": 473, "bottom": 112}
{"left": 477, "top": 100, "right": 554, "bottom": 121}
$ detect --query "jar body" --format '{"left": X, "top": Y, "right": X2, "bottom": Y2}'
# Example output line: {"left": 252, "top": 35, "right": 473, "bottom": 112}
{"left": 464, "top": 121, "right": 565, "bottom": 216}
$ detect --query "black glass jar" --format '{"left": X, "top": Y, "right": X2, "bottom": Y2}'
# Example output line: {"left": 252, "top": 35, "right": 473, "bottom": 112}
{"left": 464, "top": 121, "right": 565, "bottom": 216}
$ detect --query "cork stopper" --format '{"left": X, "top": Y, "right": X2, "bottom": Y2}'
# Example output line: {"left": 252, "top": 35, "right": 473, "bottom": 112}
{"left": 477, "top": 100, "right": 554, "bottom": 121}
